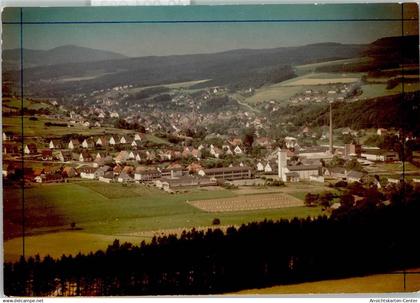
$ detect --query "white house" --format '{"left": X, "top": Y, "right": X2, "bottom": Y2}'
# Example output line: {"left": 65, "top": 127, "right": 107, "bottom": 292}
{"left": 264, "top": 163, "right": 273, "bottom": 173}
{"left": 128, "top": 151, "right": 136, "bottom": 160}
{"left": 68, "top": 139, "right": 80, "bottom": 150}
{"left": 119, "top": 136, "right": 127, "bottom": 144}
{"left": 82, "top": 139, "right": 94, "bottom": 149}
{"left": 234, "top": 146, "right": 243, "bottom": 155}
{"left": 79, "top": 167, "right": 96, "bottom": 179}
{"left": 49, "top": 140, "right": 61, "bottom": 149}
{"left": 285, "top": 137, "right": 298, "bottom": 149}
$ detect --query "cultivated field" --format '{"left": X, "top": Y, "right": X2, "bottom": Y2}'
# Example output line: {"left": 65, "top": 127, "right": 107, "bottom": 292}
{"left": 281, "top": 77, "right": 359, "bottom": 87}
{"left": 3, "top": 181, "right": 325, "bottom": 262}
{"left": 188, "top": 193, "right": 304, "bottom": 212}
{"left": 232, "top": 269, "right": 420, "bottom": 294}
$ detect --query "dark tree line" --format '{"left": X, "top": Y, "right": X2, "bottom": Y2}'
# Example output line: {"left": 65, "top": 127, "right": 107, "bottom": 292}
{"left": 291, "top": 92, "right": 420, "bottom": 135}
{"left": 4, "top": 187, "right": 420, "bottom": 296}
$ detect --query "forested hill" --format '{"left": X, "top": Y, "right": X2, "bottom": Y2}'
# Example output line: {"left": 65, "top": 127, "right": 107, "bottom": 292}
{"left": 291, "top": 92, "right": 420, "bottom": 133}
{"left": 315, "top": 35, "right": 419, "bottom": 73}
{"left": 3, "top": 42, "right": 364, "bottom": 97}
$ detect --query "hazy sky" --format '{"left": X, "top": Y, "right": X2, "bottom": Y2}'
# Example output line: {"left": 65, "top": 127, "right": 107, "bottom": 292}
{"left": 2, "top": 4, "right": 418, "bottom": 57}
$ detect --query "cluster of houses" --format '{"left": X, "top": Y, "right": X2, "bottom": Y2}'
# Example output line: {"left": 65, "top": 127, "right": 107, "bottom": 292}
{"left": 3, "top": 124, "right": 417, "bottom": 192}
{"left": 289, "top": 83, "right": 360, "bottom": 105}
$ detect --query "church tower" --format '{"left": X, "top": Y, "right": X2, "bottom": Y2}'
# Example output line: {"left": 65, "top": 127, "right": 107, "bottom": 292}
{"left": 278, "top": 149, "right": 287, "bottom": 182}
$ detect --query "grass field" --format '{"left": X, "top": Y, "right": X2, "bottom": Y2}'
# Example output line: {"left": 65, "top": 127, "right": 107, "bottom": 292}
{"left": 232, "top": 269, "right": 420, "bottom": 294}
{"left": 2, "top": 116, "right": 134, "bottom": 138}
{"left": 366, "top": 162, "right": 420, "bottom": 174}
{"left": 359, "top": 82, "right": 420, "bottom": 100}
{"left": 3, "top": 97, "right": 52, "bottom": 110}
{"left": 1, "top": 115, "right": 169, "bottom": 141}
{"left": 3, "top": 181, "right": 325, "bottom": 262}
{"left": 237, "top": 85, "right": 303, "bottom": 105}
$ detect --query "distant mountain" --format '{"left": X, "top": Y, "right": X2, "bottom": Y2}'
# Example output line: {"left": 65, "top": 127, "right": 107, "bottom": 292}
{"left": 2, "top": 45, "right": 128, "bottom": 70}
{"left": 3, "top": 42, "right": 365, "bottom": 98}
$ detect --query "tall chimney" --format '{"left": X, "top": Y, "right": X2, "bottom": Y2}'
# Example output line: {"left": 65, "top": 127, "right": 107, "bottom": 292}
{"left": 329, "top": 102, "right": 333, "bottom": 154}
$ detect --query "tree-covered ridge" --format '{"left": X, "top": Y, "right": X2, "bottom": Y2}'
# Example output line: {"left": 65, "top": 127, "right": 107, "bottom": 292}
{"left": 291, "top": 92, "right": 420, "bottom": 133}
{"left": 4, "top": 186, "right": 420, "bottom": 296}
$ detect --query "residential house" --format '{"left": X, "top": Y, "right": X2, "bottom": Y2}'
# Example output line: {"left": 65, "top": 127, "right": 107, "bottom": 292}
{"left": 57, "top": 150, "right": 72, "bottom": 162}
{"left": 210, "top": 145, "right": 222, "bottom": 158}
{"left": 94, "top": 165, "right": 112, "bottom": 179}
{"left": 229, "top": 138, "right": 243, "bottom": 146}
{"left": 285, "top": 137, "right": 298, "bottom": 149}
{"left": 49, "top": 140, "right": 63, "bottom": 149}
{"left": 255, "top": 137, "right": 272, "bottom": 148}
{"left": 134, "top": 133, "right": 143, "bottom": 141}
{"left": 79, "top": 151, "right": 93, "bottom": 162}
{"left": 119, "top": 136, "right": 127, "bottom": 145}
{"left": 131, "top": 139, "right": 141, "bottom": 148}
{"left": 115, "top": 151, "right": 130, "bottom": 163}
{"left": 68, "top": 139, "right": 80, "bottom": 150}
{"left": 99, "top": 171, "right": 114, "bottom": 183}
{"left": 95, "top": 136, "right": 109, "bottom": 147}
{"left": 233, "top": 146, "right": 243, "bottom": 155}
{"left": 113, "top": 164, "right": 123, "bottom": 175}
{"left": 118, "top": 172, "right": 133, "bottom": 183}
{"left": 82, "top": 138, "right": 94, "bottom": 149}
{"left": 109, "top": 136, "right": 116, "bottom": 146}
{"left": 187, "top": 162, "right": 203, "bottom": 174}
{"left": 24, "top": 143, "right": 37, "bottom": 155}
{"left": 79, "top": 166, "right": 96, "bottom": 179}
{"left": 182, "top": 147, "right": 193, "bottom": 158}
{"left": 95, "top": 152, "right": 107, "bottom": 161}
{"left": 264, "top": 162, "right": 274, "bottom": 174}
{"left": 223, "top": 145, "right": 233, "bottom": 156}
{"left": 191, "top": 148, "right": 201, "bottom": 160}
{"left": 146, "top": 151, "right": 156, "bottom": 162}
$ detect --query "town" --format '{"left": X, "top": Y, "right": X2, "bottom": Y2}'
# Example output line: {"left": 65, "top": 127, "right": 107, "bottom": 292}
{"left": 3, "top": 97, "right": 418, "bottom": 192}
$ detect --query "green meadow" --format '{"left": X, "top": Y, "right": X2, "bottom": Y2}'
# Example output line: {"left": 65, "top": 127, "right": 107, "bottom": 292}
{"left": 4, "top": 181, "right": 324, "bottom": 261}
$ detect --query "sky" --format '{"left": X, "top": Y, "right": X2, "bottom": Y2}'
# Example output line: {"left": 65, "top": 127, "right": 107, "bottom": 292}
{"left": 2, "top": 4, "right": 418, "bottom": 57}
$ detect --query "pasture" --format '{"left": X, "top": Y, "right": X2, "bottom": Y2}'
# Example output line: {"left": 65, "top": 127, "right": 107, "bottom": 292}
{"left": 3, "top": 181, "right": 325, "bottom": 262}
{"left": 232, "top": 269, "right": 420, "bottom": 294}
